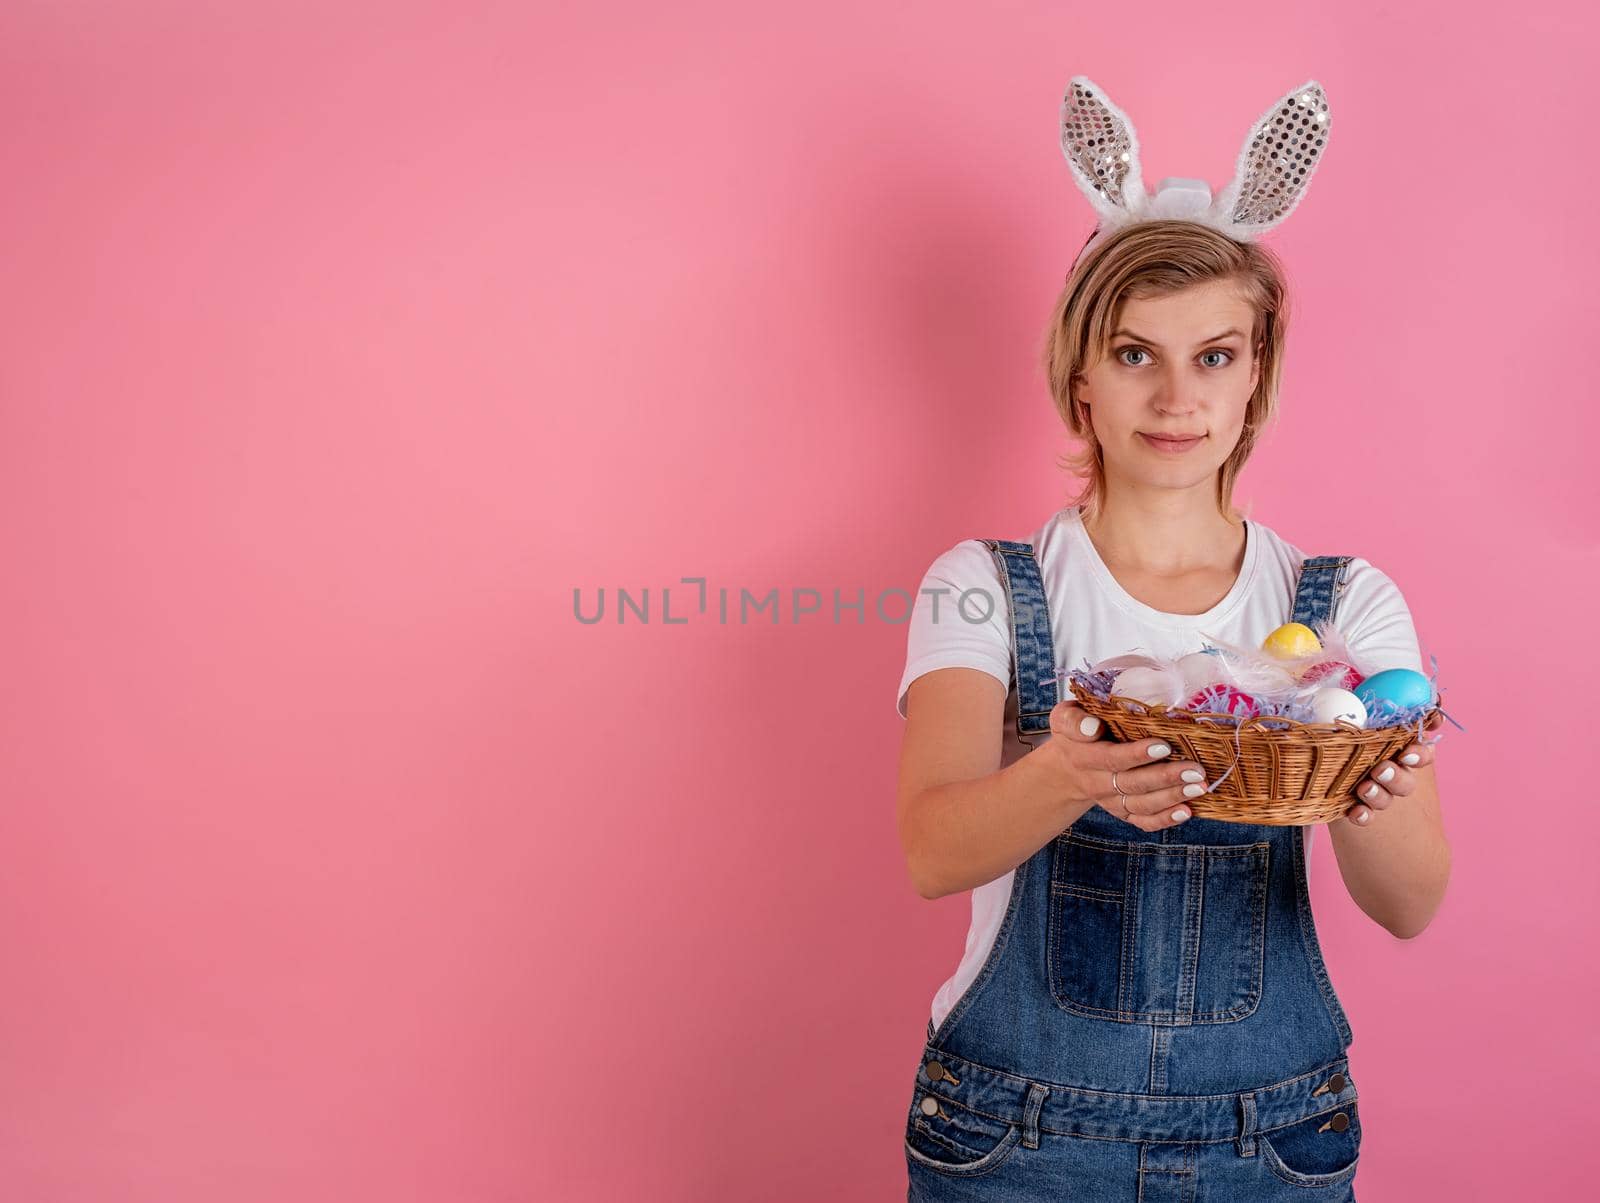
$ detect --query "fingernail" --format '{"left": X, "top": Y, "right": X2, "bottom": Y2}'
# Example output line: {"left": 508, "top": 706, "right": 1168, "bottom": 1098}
{"left": 1356, "top": 809, "right": 1370, "bottom": 824}
{"left": 1362, "top": 783, "right": 1380, "bottom": 800}
{"left": 1171, "top": 808, "right": 1190, "bottom": 823}
{"left": 1401, "top": 753, "right": 1420, "bottom": 766}
{"left": 1183, "top": 783, "right": 1205, "bottom": 798}
{"left": 1181, "top": 769, "right": 1204, "bottom": 784}
{"left": 1080, "top": 716, "right": 1101, "bottom": 737}
{"left": 1148, "top": 743, "right": 1171, "bottom": 759}
{"left": 1376, "top": 766, "right": 1395, "bottom": 783}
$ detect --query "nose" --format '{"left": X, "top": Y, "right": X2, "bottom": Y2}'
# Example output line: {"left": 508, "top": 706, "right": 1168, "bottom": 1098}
{"left": 1153, "top": 365, "right": 1203, "bottom": 414}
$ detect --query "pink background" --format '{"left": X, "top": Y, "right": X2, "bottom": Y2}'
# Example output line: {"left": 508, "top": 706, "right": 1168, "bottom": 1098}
{"left": 1, "top": 2, "right": 1594, "bottom": 1199}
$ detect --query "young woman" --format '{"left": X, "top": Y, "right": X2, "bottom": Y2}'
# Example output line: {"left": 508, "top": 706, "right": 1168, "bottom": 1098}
{"left": 894, "top": 80, "right": 1449, "bottom": 1201}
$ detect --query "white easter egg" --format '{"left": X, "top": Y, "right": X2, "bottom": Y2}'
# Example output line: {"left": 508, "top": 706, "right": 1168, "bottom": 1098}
{"left": 1310, "top": 687, "right": 1368, "bottom": 728}
{"left": 1177, "top": 651, "right": 1227, "bottom": 693}
{"left": 1111, "top": 666, "right": 1182, "bottom": 707}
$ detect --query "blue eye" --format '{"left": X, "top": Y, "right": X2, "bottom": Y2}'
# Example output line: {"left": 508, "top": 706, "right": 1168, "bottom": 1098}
{"left": 1115, "top": 346, "right": 1234, "bottom": 368}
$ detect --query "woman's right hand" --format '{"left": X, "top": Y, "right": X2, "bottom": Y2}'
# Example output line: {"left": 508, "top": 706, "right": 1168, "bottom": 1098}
{"left": 1047, "top": 701, "right": 1209, "bottom": 832}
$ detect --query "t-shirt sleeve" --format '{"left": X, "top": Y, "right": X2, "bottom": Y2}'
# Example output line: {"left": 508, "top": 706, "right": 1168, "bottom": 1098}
{"left": 1335, "top": 556, "right": 1426, "bottom": 677}
{"left": 895, "top": 539, "right": 1013, "bottom": 718}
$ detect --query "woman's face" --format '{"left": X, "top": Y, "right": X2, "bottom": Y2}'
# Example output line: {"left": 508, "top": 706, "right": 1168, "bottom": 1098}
{"left": 1073, "top": 279, "right": 1262, "bottom": 498}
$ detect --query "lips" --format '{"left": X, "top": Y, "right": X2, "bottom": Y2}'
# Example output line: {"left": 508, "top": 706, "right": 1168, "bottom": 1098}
{"left": 1140, "top": 432, "right": 1205, "bottom": 453}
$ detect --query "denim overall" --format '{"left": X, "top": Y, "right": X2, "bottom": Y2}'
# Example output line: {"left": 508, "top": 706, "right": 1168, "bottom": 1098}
{"left": 904, "top": 545, "right": 1366, "bottom": 1201}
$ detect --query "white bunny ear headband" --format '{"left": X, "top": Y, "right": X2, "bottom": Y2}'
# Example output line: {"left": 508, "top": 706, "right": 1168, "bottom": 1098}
{"left": 1060, "top": 75, "right": 1331, "bottom": 267}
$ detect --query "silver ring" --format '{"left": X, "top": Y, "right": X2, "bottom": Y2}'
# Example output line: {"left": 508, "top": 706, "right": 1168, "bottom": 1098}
{"left": 1111, "top": 770, "right": 1128, "bottom": 800}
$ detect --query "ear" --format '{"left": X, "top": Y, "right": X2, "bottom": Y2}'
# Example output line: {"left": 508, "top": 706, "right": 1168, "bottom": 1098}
{"left": 1059, "top": 76, "right": 1149, "bottom": 227}
{"left": 1213, "top": 81, "right": 1332, "bottom": 236}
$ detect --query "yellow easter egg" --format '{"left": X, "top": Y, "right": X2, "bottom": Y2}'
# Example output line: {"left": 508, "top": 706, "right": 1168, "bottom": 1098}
{"left": 1262, "top": 622, "right": 1322, "bottom": 659}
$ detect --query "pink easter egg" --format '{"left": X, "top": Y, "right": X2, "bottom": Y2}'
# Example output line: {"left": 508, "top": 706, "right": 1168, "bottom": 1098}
{"left": 1300, "top": 661, "right": 1363, "bottom": 691}
{"left": 1185, "top": 685, "right": 1261, "bottom": 719}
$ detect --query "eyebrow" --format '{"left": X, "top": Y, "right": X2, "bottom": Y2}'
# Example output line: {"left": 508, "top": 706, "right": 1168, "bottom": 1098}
{"left": 1111, "top": 327, "right": 1249, "bottom": 347}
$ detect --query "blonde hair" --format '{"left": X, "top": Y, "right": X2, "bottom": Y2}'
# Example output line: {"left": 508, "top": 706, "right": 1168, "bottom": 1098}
{"left": 1040, "top": 220, "right": 1290, "bottom": 525}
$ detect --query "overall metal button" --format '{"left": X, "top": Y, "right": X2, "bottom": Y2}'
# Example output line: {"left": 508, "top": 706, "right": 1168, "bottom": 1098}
{"left": 919, "top": 1095, "right": 940, "bottom": 1116}
{"left": 1317, "top": 1110, "right": 1350, "bottom": 1134}
{"left": 1312, "top": 1071, "right": 1348, "bottom": 1097}
{"left": 925, "top": 1060, "right": 960, "bottom": 1085}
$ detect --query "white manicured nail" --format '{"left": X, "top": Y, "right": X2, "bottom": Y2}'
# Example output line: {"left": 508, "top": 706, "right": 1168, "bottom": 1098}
{"left": 1181, "top": 769, "right": 1204, "bottom": 784}
{"left": 1183, "top": 783, "right": 1205, "bottom": 798}
{"left": 1080, "top": 716, "right": 1101, "bottom": 737}
{"left": 1356, "top": 809, "right": 1370, "bottom": 824}
{"left": 1171, "top": 808, "right": 1190, "bottom": 823}
{"left": 1363, "top": 783, "right": 1380, "bottom": 800}
{"left": 1148, "top": 743, "right": 1171, "bottom": 759}
{"left": 1401, "top": 753, "right": 1420, "bottom": 766}
{"left": 1376, "top": 766, "right": 1395, "bottom": 783}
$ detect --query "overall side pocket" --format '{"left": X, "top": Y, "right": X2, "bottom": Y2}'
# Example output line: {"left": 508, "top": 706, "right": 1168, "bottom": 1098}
{"left": 903, "top": 1092, "right": 1023, "bottom": 1179}
{"left": 1257, "top": 1100, "right": 1363, "bottom": 1187}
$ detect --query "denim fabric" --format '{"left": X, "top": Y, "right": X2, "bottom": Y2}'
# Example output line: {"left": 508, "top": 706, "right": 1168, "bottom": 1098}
{"left": 904, "top": 547, "right": 1365, "bottom": 1201}
{"left": 984, "top": 539, "right": 1061, "bottom": 740}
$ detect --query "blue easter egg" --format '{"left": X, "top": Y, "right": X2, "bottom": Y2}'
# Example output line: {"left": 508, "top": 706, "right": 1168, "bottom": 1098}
{"left": 1354, "top": 668, "right": 1434, "bottom": 715}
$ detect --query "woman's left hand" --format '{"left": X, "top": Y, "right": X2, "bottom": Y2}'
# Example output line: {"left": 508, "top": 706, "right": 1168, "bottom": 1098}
{"left": 1343, "top": 711, "right": 1444, "bottom": 826}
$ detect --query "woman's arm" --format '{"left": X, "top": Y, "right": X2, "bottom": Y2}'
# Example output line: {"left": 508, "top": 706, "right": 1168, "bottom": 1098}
{"left": 1320, "top": 560, "right": 1452, "bottom": 937}
{"left": 897, "top": 669, "right": 1091, "bottom": 899}
{"left": 1327, "top": 717, "right": 1451, "bottom": 938}
{"left": 896, "top": 667, "right": 1201, "bottom": 899}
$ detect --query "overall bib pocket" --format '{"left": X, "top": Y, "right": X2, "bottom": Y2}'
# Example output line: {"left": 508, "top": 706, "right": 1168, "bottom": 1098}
{"left": 1047, "top": 831, "right": 1270, "bottom": 1024}
{"left": 1258, "top": 1101, "right": 1362, "bottom": 1186}
{"left": 903, "top": 1091, "right": 1023, "bottom": 1178}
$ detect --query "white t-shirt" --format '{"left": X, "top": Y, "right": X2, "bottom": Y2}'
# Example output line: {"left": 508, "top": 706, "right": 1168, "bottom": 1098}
{"left": 896, "top": 505, "right": 1424, "bottom": 1032}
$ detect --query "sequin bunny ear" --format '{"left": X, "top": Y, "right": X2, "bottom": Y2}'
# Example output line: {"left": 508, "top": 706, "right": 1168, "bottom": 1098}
{"left": 1212, "top": 80, "right": 1332, "bottom": 236}
{"left": 1058, "top": 76, "right": 1149, "bottom": 230}
{"left": 1059, "top": 76, "right": 1333, "bottom": 265}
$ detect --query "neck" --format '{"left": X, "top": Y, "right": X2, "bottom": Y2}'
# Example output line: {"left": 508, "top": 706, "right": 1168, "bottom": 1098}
{"left": 1080, "top": 479, "right": 1245, "bottom": 576}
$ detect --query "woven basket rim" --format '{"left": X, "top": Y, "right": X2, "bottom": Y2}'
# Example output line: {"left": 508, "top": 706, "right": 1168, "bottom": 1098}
{"left": 1068, "top": 678, "right": 1437, "bottom": 742}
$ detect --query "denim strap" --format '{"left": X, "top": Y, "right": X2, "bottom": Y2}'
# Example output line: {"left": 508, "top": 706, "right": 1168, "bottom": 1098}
{"left": 980, "top": 540, "right": 1059, "bottom": 743}
{"left": 1288, "top": 555, "right": 1354, "bottom": 630}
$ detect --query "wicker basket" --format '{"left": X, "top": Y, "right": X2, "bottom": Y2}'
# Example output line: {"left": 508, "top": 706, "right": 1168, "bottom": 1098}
{"left": 1068, "top": 677, "right": 1437, "bottom": 825}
